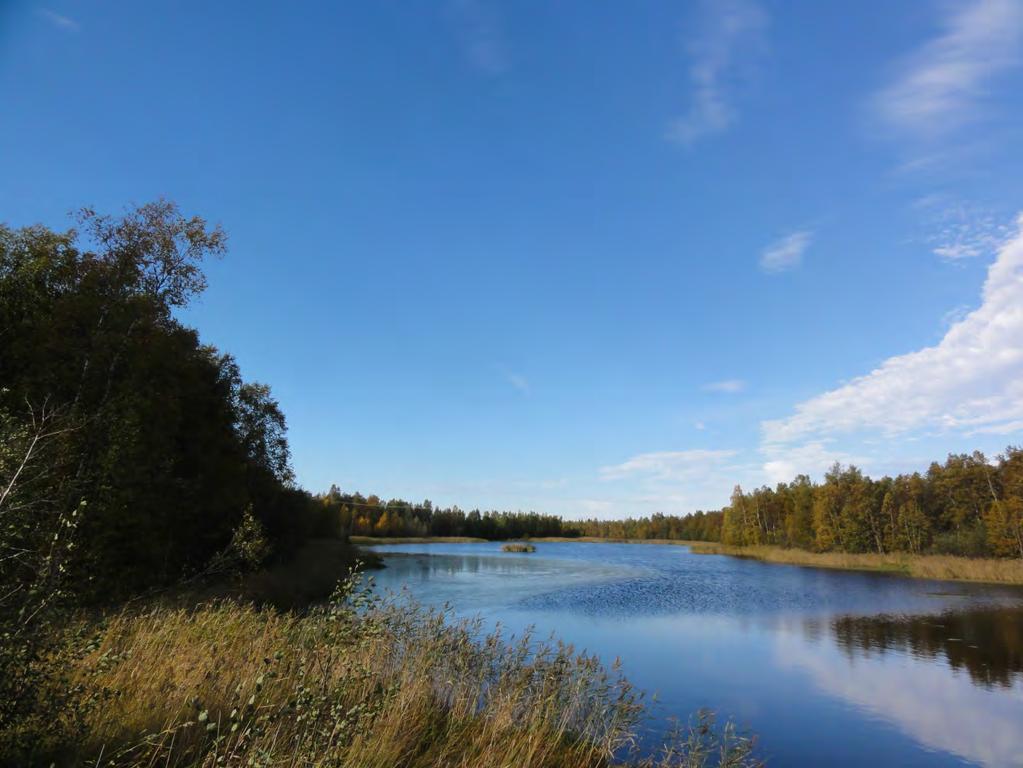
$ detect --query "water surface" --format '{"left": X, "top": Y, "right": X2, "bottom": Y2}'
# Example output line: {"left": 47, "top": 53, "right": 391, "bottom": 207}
{"left": 367, "top": 541, "right": 1023, "bottom": 767}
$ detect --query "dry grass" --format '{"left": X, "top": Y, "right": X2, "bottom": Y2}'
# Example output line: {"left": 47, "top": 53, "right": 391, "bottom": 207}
{"left": 502, "top": 543, "right": 537, "bottom": 553}
{"left": 350, "top": 536, "right": 488, "bottom": 545}
{"left": 688, "top": 543, "right": 1023, "bottom": 585}
{"left": 11, "top": 575, "right": 759, "bottom": 768}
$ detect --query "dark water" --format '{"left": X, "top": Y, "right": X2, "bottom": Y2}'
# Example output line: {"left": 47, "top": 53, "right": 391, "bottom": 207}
{"left": 367, "top": 541, "right": 1023, "bottom": 767}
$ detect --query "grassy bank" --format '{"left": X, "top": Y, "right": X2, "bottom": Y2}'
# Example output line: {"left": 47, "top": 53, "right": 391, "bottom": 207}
{"left": 7, "top": 575, "right": 758, "bottom": 768}
{"left": 351, "top": 535, "right": 488, "bottom": 545}
{"left": 688, "top": 543, "right": 1023, "bottom": 585}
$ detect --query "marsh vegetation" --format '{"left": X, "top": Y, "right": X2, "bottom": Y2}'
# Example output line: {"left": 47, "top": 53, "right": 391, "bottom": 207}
{"left": 503, "top": 542, "right": 538, "bottom": 552}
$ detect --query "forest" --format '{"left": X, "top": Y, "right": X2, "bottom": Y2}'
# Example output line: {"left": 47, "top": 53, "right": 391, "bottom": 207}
{"left": 312, "top": 488, "right": 724, "bottom": 542}
{"left": 317, "top": 488, "right": 573, "bottom": 539}
{"left": 715, "top": 453, "right": 1023, "bottom": 559}
{"left": 0, "top": 201, "right": 336, "bottom": 605}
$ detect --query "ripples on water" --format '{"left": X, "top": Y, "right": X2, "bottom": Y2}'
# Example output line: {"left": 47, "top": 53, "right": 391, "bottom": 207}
{"left": 369, "top": 542, "right": 1023, "bottom": 767}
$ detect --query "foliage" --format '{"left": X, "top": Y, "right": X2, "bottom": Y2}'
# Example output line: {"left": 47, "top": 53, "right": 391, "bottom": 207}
{"left": 0, "top": 203, "right": 319, "bottom": 600}
{"left": 0, "top": 396, "right": 83, "bottom": 743}
{"left": 713, "top": 450, "right": 1023, "bottom": 558}
{"left": 316, "top": 487, "right": 577, "bottom": 541}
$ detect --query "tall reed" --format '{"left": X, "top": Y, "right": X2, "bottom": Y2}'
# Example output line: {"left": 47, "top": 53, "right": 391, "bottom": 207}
{"left": 688, "top": 543, "right": 1023, "bottom": 584}
{"left": 10, "top": 573, "right": 758, "bottom": 768}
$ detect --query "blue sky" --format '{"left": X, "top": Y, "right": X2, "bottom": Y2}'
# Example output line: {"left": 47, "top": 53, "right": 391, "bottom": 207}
{"left": 3, "top": 0, "right": 1023, "bottom": 517}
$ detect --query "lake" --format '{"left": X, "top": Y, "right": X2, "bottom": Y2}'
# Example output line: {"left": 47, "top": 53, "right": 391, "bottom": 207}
{"left": 365, "top": 541, "right": 1023, "bottom": 767}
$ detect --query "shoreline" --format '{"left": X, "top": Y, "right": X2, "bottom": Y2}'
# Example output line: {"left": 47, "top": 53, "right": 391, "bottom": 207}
{"left": 350, "top": 535, "right": 488, "bottom": 545}
{"left": 686, "top": 542, "right": 1023, "bottom": 586}
{"left": 352, "top": 535, "right": 704, "bottom": 546}
{"left": 351, "top": 535, "right": 1023, "bottom": 586}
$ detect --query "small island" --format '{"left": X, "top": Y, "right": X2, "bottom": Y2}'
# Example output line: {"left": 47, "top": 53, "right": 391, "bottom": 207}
{"left": 502, "top": 542, "right": 537, "bottom": 553}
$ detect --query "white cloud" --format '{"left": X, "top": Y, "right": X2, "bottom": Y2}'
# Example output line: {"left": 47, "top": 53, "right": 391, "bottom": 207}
{"left": 762, "top": 441, "right": 866, "bottom": 486}
{"left": 666, "top": 0, "right": 768, "bottom": 146}
{"left": 38, "top": 8, "right": 79, "bottom": 30}
{"left": 703, "top": 379, "right": 746, "bottom": 394}
{"left": 448, "top": 0, "right": 508, "bottom": 75}
{"left": 763, "top": 213, "right": 1023, "bottom": 453}
{"left": 600, "top": 449, "right": 739, "bottom": 482}
{"left": 594, "top": 448, "right": 749, "bottom": 514}
{"left": 874, "top": 0, "right": 1023, "bottom": 141}
{"left": 760, "top": 230, "right": 812, "bottom": 273}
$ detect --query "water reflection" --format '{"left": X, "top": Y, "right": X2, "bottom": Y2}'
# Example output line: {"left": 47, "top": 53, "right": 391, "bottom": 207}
{"left": 823, "top": 607, "right": 1023, "bottom": 689}
{"left": 778, "top": 612, "right": 1023, "bottom": 768}
{"left": 368, "top": 542, "right": 1023, "bottom": 767}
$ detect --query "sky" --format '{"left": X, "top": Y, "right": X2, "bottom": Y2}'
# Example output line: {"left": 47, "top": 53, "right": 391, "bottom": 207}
{"left": 2, "top": 0, "right": 1023, "bottom": 518}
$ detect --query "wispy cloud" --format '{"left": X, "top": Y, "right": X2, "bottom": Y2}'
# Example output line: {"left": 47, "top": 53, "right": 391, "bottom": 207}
{"left": 914, "top": 195, "right": 1013, "bottom": 261}
{"left": 666, "top": 0, "right": 768, "bottom": 146}
{"left": 505, "top": 372, "right": 529, "bottom": 394}
{"left": 760, "top": 230, "right": 812, "bottom": 273}
{"left": 448, "top": 0, "right": 509, "bottom": 75}
{"left": 941, "top": 304, "right": 971, "bottom": 328}
{"left": 600, "top": 449, "right": 739, "bottom": 482}
{"left": 703, "top": 379, "right": 746, "bottom": 394}
{"left": 596, "top": 448, "right": 747, "bottom": 514}
{"left": 874, "top": 0, "right": 1023, "bottom": 144}
{"left": 38, "top": 7, "right": 79, "bottom": 31}
{"left": 762, "top": 213, "right": 1023, "bottom": 460}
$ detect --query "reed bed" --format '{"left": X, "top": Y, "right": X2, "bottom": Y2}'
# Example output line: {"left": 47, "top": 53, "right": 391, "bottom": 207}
{"left": 688, "top": 543, "right": 1023, "bottom": 585}
{"left": 502, "top": 543, "right": 537, "bottom": 553}
{"left": 9, "top": 574, "right": 758, "bottom": 768}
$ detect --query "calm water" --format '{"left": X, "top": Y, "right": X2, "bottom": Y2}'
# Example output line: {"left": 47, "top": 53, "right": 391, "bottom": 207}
{"left": 366, "top": 541, "right": 1023, "bottom": 767}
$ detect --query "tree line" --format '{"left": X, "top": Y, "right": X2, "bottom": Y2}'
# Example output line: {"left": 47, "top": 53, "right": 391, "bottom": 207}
{"left": 715, "top": 452, "right": 1023, "bottom": 558}
{"left": 322, "top": 447, "right": 1023, "bottom": 560}
{"left": 314, "top": 487, "right": 573, "bottom": 540}
{"left": 313, "top": 487, "right": 725, "bottom": 543}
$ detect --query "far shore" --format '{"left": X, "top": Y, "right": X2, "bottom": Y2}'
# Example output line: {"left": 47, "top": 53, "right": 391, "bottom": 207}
{"left": 351, "top": 535, "right": 702, "bottom": 546}
{"left": 350, "top": 535, "right": 1023, "bottom": 586}
{"left": 528, "top": 536, "right": 700, "bottom": 545}
{"left": 350, "top": 535, "right": 487, "bottom": 545}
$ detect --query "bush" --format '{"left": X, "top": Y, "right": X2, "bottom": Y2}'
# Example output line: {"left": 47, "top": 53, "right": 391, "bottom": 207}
{"left": 930, "top": 523, "right": 990, "bottom": 557}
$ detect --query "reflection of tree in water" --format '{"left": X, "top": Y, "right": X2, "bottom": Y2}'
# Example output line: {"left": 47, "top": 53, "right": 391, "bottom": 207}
{"left": 400, "top": 554, "right": 557, "bottom": 579}
{"left": 824, "top": 607, "right": 1023, "bottom": 690}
